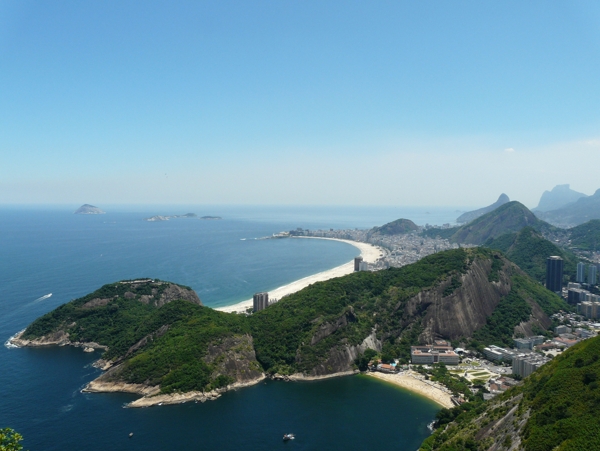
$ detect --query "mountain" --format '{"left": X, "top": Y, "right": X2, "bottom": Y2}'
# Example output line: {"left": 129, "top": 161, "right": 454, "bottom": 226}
{"left": 568, "top": 219, "right": 600, "bottom": 251}
{"left": 451, "top": 201, "right": 552, "bottom": 245}
{"left": 533, "top": 184, "right": 588, "bottom": 212}
{"left": 420, "top": 334, "right": 600, "bottom": 451}
{"left": 456, "top": 194, "right": 510, "bottom": 224}
{"left": 368, "top": 218, "right": 419, "bottom": 236}
{"left": 74, "top": 204, "right": 105, "bottom": 214}
{"left": 535, "top": 189, "right": 600, "bottom": 227}
{"left": 484, "top": 227, "right": 577, "bottom": 283}
{"left": 13, "top": 248, "right": 568, "bottom": 406}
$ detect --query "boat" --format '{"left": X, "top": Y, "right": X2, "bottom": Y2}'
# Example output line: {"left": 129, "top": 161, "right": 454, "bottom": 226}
{"left": 283, "top": 433, "right": 295, "bottom": 441}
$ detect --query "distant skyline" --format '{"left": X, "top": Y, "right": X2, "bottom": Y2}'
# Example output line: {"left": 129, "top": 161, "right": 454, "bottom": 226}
{"left": 2, "top": 1, "right": 600, "bottom": 208}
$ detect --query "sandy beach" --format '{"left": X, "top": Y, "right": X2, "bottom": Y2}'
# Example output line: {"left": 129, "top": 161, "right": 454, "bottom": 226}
{"left": 366, "top": 370, "right": 454, "bottom": 408}
{"left": 216, "top": 237, "right": 383, "bottom": 313}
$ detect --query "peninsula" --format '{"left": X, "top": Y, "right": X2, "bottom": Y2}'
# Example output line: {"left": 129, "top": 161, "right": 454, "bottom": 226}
{"left": 11, "top": 248, "right": 567, "bottom": 410}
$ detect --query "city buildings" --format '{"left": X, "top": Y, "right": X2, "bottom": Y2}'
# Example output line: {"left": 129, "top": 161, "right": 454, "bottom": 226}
{"left": 512, "top": 353, "right": 550, "bottom": 378}
{"left": 411, "top": 342, "right": 460, "bottom": 365}
{"left": 253, "top": 292, "right": 269, "bottom": 312}
{"left": 513, "top": 336, "right": 545, "bottom": 350}
{"left": 545, "top": 256, "right": 564, "bottom": 293}
{"left": 354, "top": 257, "right": 363, "bottom": 272}
{"left": 482, "top": 345, "right": 517, "bottom": 362}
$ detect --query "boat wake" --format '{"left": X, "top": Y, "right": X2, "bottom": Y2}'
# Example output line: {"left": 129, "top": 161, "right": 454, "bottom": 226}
{"left": 33, "top": 293, "right": 52, "bottom": 303}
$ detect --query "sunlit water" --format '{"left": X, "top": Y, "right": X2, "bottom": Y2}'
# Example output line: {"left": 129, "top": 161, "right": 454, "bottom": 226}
{"left": 0, "top": 206, "right": 459, "bottom": 450}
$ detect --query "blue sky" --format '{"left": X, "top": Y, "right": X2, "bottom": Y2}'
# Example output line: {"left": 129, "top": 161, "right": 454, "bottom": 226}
{"left": 2, "top": 1, "right": 600, "bottom": 207}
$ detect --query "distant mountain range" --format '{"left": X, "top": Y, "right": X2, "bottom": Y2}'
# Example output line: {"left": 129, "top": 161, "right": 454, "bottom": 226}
{"left": 533, "top": 184, "right": 588, "bottom": 212}
{"left": 535, "top": 188, "right": 600, "bottom": 227}
{"left": 456, "top": 193, "right": 510, "bottom": 224}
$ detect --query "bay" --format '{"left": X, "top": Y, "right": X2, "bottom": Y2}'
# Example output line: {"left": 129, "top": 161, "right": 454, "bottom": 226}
{"left": 0, "top": 206, "right": 458, "bottom": 450}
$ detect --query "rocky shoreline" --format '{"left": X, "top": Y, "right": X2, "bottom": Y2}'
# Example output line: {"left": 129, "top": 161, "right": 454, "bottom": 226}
{"left": 9, "top": 330, "right": 107, "bottom": 351}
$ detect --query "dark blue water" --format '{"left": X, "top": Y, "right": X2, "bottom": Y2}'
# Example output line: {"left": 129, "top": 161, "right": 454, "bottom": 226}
{"left": 0, "top": 206, "right": 452, "bottom": 450}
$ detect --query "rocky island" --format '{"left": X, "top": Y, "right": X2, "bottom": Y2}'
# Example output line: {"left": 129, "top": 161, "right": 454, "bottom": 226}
{"left": 74, "top": 204, "right": 105, "bottom": 214}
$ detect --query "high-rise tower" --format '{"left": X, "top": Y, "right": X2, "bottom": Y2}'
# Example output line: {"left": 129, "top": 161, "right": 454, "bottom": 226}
{"left": 546, "top": 256, "right": 564, "bottom": 293}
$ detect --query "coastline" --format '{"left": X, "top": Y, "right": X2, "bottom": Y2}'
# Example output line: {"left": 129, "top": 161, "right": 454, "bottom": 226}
{"left": 215, "top": 237, "right": 383, "bottom": 313}
{"left": 365, "top": 371, "right": 454, "bottom": 409}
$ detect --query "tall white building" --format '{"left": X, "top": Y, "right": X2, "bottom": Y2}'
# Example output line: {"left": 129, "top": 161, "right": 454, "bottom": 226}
{"left": 577, "top": 262, "right": 586, "bottom": 283}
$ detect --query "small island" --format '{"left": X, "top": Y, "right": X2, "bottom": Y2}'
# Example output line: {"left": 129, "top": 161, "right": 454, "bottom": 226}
{"left": 144, "top": 213, "right": 197, "bottom": 221}
{"left": 74, "top": 204, "right": 105, "bottom": 215}
{"left": 144, "top": 213, "right": 222, "bottom": 222}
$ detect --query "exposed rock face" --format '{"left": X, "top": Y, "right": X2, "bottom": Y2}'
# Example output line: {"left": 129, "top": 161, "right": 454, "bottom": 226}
{"left": 535, "top": 187, "right": 600, "bottom": 227}
{"left": 456, "top": 194, "right": 510, "bottom": 224}
{"left": 74, "top": 204, "right": 105, "bottom": 214}
{"left": 308, "top": 330, "right": 382, "bottom": 377}
{"left": 414, "top": 258, "right": 513, "bottom": 342}
{"left": 204, "top": 334, "right": 264, "bottom": 384}
{"left": 154, "top": 283, "right": 201, "bottom": 307}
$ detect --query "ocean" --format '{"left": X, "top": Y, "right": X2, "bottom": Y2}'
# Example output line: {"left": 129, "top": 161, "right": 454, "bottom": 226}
{"left": 0, "top": 205, "right": 462, "bottom": 451}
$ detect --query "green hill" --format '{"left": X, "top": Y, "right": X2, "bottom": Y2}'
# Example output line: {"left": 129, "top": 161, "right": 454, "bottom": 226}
{"left": 451, "top": 201, "right": 553, "bottom": 245}
{"left": 568, "top": 219, "right": 600, "bottom": 251}
{"left": 485, "top": 227, "right": 577, "bottom": 283}
{"left": 368, "top": 218, "right": 419, "bottom": 236}
{"left": 17, "top": 248, "right": 568, "bottom": 404}
{"left": 456, "top": 193, "right": 510, "bottom": 224}
{"left": 420, "top": 334, "right": 600, "bottom": 451}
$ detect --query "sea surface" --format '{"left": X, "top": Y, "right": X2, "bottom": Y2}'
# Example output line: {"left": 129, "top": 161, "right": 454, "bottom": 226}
{"left": 0, "top": 205, "right": 462, "bottom": 451}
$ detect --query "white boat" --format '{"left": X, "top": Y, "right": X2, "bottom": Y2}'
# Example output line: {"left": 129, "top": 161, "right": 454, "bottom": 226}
{"left": 283, "top": 433, "right": 295, "bottom": 441}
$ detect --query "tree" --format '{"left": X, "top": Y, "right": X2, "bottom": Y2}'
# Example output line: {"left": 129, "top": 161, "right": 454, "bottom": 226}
{"left": 0, "top": 428, "right": 24, "bottom": 451}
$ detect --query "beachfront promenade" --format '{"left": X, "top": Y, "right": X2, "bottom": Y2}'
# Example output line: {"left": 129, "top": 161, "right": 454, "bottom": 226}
{"left": 215, "top": 237, "right": 383, "bottom": 314}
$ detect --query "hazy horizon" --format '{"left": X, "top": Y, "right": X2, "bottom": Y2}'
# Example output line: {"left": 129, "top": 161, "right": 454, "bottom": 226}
{"left": 2, "top": 2, "right": 599, "bottom": 207}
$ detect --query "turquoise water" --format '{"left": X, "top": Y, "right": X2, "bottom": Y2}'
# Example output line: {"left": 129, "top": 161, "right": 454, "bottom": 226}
{"left": 0, "top": 206, "right": 455, "bottom": 450}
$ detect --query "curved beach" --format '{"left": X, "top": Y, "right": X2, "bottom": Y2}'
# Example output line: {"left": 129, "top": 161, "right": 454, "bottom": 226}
{"left": 366, "top": 371, "right": 454, "bottom": 409}
{"left": 215, "top": 237, "right": 383, "bottom": 313}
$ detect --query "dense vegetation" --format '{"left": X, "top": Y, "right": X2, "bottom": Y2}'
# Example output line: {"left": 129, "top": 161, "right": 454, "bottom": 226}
{"left": 115, "top": 301, "right": 250, "bottom": 393}
{"left": 484, "top": 227, "right": 577, "bottom": 283}
{"left": 250, "top": 248, "right": 472, "bottom": 374}
{"left": 470, "top": 275, "right": 564, "bottom": 349}
{"left": 21, "top": 247, "right": 568, "bottom": 397}
{"left": 421, "top": 227, "right": 459, "bottom": 240}
{"left": 568, "top": 219, "right": 600, "bottom": 251}
{"left": 368, "top": 218, "right": 419, "bottom": 236}
{"left": 450, "top": 201, "right": 554, "bottom": 245}
{"left": 420, "top": 334, "right": 600, "bottom": 451}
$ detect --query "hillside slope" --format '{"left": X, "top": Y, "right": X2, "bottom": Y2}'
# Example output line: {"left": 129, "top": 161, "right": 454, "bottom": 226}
{"left": 368, "top": 218, "right": 419, "bottom": 236}
{"left": 484, "top": 227, "right": 577, "bottom": 283}
{"left": 451, "top": 202, "right": 552, "bottom": 245}
{"left": 456, "top": 194, "right": 510, "bottom": 224}
{"left": 420, "top": 334, "right": 600, "bottom": 451}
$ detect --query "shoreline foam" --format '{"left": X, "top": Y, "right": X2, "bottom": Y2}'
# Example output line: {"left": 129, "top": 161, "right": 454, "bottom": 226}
{"left": 215, "top": 237, "right": 383, "bottom": 313}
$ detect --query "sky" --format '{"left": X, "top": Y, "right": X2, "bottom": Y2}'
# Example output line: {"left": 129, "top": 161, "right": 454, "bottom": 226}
{"left": 1, "top": 1, "right": 600, "bottom": 208}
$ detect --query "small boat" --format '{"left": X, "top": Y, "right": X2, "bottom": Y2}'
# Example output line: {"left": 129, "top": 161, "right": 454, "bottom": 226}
{"left": 283, "top": 433, "right": 295, "bottom": 441}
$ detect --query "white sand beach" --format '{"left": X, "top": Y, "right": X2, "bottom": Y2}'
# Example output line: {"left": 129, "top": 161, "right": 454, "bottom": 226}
{"left": 215, "top": 237, "right": 383, "bottom": 313}
{"left": 366, "top": 370, "right": 454, "bottom": 408}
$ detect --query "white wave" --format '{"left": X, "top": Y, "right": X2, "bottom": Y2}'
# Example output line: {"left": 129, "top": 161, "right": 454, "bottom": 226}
{"left": 4, "top": 329, "right": 25, "bottom": 349}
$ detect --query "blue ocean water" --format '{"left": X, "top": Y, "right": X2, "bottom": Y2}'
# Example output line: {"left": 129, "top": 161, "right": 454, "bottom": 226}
{"left": 0, "top": 206, "right": 457, "bottom": 451}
